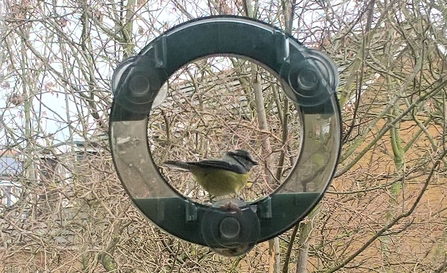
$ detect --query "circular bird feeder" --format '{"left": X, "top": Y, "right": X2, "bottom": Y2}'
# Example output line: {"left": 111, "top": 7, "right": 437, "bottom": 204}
{"left": 109, "top": 16, "right": 341, "bottom": 256}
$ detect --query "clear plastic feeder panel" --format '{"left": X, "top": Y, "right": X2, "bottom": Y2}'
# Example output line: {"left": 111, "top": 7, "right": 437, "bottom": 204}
{"left": 111, "top": 119, "right": 178, "bottom": 199}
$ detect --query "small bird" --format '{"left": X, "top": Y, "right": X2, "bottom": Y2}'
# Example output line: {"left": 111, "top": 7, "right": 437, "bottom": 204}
{"left": 163, "top": 149, "right": 258, "bottom": 197}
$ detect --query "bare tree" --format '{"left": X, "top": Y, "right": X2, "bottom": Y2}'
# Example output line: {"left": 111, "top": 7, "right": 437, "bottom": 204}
{"left": 1, "top": 0, "right": 446, "bottom": 272}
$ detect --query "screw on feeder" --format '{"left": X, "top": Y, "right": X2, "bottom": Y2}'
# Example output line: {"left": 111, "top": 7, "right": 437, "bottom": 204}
{"left": 129, "top": 74, "right": 151, "bottom": 97}
{"left": 297, "top": 68, "right": 319, "bottom": 91}
{"left": 219, "top": 217, "right": 241, "bottom": 240}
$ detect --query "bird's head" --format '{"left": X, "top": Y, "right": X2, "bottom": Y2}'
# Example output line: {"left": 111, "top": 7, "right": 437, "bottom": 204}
{"left": 226, "top": 149, "right": 259, "bottom": 171}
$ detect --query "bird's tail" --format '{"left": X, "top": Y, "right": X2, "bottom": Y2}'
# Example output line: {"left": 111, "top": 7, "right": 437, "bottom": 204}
{"left": 163, "top": 160, "right": 191, "bottom": 170}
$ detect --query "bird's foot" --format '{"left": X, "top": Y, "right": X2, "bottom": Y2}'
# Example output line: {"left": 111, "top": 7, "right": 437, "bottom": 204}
{"left": 219, "top": 200, "right": 242, "bottom": 213}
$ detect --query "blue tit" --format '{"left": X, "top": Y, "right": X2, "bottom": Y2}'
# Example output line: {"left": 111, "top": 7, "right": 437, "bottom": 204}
{"left": 164, "top": 149, "right": 258, "bottom": 197}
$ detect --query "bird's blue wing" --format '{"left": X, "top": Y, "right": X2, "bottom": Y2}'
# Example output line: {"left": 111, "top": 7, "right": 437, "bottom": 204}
{"left": 188, "top": 160, "right": 246, "bottom": 174}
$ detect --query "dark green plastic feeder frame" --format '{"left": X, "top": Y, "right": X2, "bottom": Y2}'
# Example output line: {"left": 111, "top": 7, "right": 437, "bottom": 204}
{"left": 109, "top": 16, "right": 342, "bottom": 256}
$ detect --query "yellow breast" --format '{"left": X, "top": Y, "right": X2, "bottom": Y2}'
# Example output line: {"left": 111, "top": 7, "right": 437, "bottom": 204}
{"left": 190, "top": 168, "right": 249, "bottom": 196}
